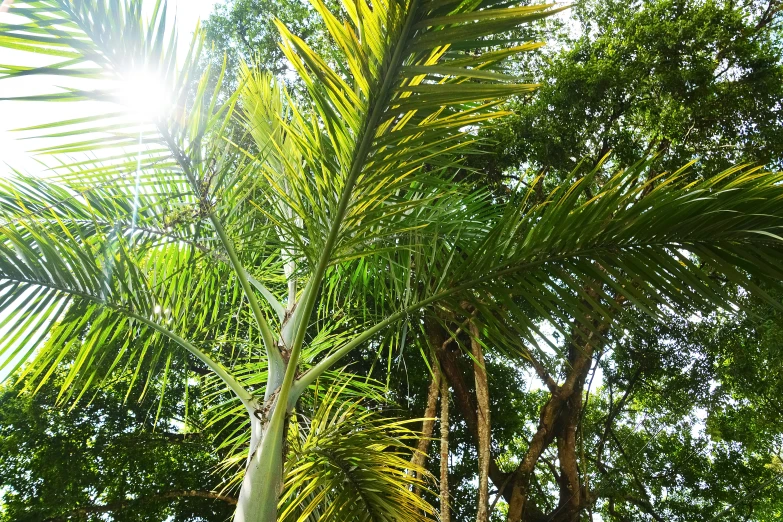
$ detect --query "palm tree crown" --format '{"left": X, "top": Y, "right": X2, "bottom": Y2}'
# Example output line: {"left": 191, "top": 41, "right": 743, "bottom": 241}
{"left": 1, "top": 1, "right": 783, "bottom": 521}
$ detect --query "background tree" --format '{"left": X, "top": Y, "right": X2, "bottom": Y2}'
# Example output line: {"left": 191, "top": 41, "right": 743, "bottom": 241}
{"left": 582, "top": 285, "right": 783, "bottom": 521}
{"left": 478, "top": 0, "right": 783, "bottom": 184}
{"left": 201, "top": 0, "right": 337, "bottom": 94}
{"left": 0, "top": 366, "right": 234, "bottom": 522}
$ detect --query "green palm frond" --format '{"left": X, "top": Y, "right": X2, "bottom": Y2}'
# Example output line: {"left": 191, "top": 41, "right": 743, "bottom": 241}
{"left": 280, "top": 383, "right": 435, "bottom": 522}
{"left": 0, "top": 0, "right": 183, "bottom": 160}
{"left": 204, "top": 369, "right": 412, "bottom": 499}
{"left": 0, "top": 172, "right": 257, "bottom": 403}
{"left": 434, "top": 160, "right": 783, "bottom": 356}
{"left": 0, "top": 1, "right": 782, "bottom": 520}
{"left": 0, "top": 0, "right": 240, "bottom": 212}
{"left": 239, "top": 0, "right": 563, "bottom": 269}
{"left": 230, "top": 0, "right": 566, "bottom": 407}
{"left": 3, "top": 0, "right": 782, "bottom": 422}
{"left": 293, "top": 160, "right": 783, "bottom": 390}
{"left": 0, "top": 0, "right": 284, "bottom": 397}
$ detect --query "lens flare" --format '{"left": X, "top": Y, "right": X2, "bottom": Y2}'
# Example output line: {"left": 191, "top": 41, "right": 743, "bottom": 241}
{"left": 118, "top": 71, "right": 169, "bottom": 121}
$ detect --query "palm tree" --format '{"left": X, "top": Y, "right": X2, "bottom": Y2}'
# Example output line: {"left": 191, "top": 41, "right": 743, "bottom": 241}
{"left": 2, "top": 1, "right": 783, "bottom": 522}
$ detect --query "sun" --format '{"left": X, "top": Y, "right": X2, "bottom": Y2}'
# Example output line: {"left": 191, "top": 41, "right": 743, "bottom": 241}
{"left": 117, "top": 70, "right": 171, "bottom": 122}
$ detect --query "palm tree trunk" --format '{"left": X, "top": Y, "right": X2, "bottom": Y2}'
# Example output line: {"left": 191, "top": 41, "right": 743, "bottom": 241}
{"left": 440, "top": 377, "right": 450, "bottom": 522}
{"left": 234, "top": 412, "right": 285, "bottom": 522}
{"left": 469, "top": 321, "right": 491, "bottom": 522}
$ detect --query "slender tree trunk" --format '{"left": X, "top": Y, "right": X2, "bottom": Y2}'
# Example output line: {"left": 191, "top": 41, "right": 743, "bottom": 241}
{"left": 440, "top": 376, "right": 450, "bottom": 522}
{"left": 411, "top": 359, "right": 441, "bottom": 483}
{"left": 431, "top": 319, "right": 550, "bottom": 521}
{"left": 470, "top": 321, "right": 491, "bottom": 522}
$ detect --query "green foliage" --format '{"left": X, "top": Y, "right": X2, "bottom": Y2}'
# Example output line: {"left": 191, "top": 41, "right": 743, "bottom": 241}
{"left": 583, "top": 290, "right": 783, "bottom": 520}
{"left": 281, "top": 385, "right": 434, "bottom": 521}
{"left": 203, "top": 0, "right": 338, "bottom": 92}
{"left": 0, "top": 370, "right": 232, "bottom": 522}
{"left": 478, "top": 0, "right": 783, "bottom": 183}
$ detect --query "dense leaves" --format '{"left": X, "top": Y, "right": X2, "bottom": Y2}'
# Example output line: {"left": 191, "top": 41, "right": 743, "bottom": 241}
{"left": 478, "top": 0, "right": 783, "bottom": 183}
{"left": 0, "top": 371, "right": 233, "bottom": 522}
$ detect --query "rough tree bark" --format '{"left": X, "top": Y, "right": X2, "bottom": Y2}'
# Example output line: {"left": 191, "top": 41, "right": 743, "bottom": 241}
{"left": 504, "top": 283, "right": 621, "bottom": 522}
{"left": 440, "top": 376, "right": 451, "bottom": 522}
{"left": 504, "top": 343, "right": 598, "bottom": 521}
{"left": 411, "top": 358, "right": 442, "bottom": 473}
{"left": 431, "top": 319, "right": 550, "bottom": 522}
{"left": 411, "top": 357, "right": 441, "bottom": 500}
{"left": 428, "top": 290, "right": 620, "bottom": 522}
{"left": 505, "top": 389, "right": 567, "bottom": 521}
{"left": 469, "top": 319, "right": 492, "bottom": 522}
{"left": 549, "top": 343, "right": 594, "bottom": 522}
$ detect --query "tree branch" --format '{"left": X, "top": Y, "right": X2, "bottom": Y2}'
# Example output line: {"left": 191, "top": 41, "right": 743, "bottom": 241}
{"left": 126, "top": 310, "right": 254, "bottom": 407}
{"left": 608, "top": 428, "right": 665, "bottom": 522}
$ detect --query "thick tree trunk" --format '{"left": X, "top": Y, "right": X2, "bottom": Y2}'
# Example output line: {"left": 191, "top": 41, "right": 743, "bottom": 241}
{"left": 550, "top": 360, "right": 591, "bottom": 522}
{"left": 425, "top": 285, "right": 621, "bottom": 522}
{"left": 234, "top": 409, "right": 285, "bottom": 522}
{"left": 440, "top": 376, "right": 451, "bottom": 522}
{"left": 469, "top": 321, "right": 492, "bottom": 522}
{"left": 507, "top": 284, "right": 619, "bottom": 522}
{"left": 550, "top": 294, "right": 622, "bottom": 522}
{"left": 507, "top": 338, "right": 603, "bottom": 519}
{"left": 505, "top": 393, "right": 563, "bottom": 521}
{"left": 504, "top": 368, "right": 594, "bottom": 521}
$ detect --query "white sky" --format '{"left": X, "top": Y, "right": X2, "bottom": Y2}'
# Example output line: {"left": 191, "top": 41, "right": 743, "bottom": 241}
{"left": 0, "top": 0, "right": 220, "bottom": 177}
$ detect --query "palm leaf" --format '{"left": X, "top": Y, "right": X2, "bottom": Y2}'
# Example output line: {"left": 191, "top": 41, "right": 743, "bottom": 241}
{"left": 280, "top": 381, "right": 435, "bottom": 522}
{"left": 293, "top": 160, "right": 783, "bottom": 389}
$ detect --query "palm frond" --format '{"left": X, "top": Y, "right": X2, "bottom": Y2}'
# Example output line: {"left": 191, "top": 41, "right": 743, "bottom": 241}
{"left": 238, "top": 0, "right": 563, "bottom": 268}
{"left": 206, "top": 370, "right": 403, "bottom": 491}
{"left": 439, "top": 160, "right": 783, "bottom": 357}
{"left": 0, "top": 0, "right": 184, "bottom": 162}
{"left": 294, "top": 160, "right": 783, "bottom": 389}
{"left": 0, "top": 172, "right": 257, "bottom": 403}
{"left": 280, "top": 382, "right": 435, "bottom": 522}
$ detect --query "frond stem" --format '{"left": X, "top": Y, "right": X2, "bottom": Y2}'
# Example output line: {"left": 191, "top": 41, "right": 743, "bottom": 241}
{"left": 210, "top": 211, "right": 281, "bottom": 365}
{"left": 125, "top": 310, "right": 255, "bottom": 407}
{"left": 290, "top": 290, "right": 442, "bottom": 403}
{"left": 159, "top": 128, "right": 281, "bottom": 369}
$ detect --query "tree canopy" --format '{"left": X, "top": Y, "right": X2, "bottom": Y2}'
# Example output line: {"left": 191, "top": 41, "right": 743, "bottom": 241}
{"left": 0, "top": 368, "right": 234, "bottom": 522}
{"left": 479, "top": 0, "right": 783, "bottom": 183}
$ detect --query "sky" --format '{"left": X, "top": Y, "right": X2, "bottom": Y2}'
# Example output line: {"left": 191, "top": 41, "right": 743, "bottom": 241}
{"left": 0, "top": 0, "right": 221, "bottom": 176}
